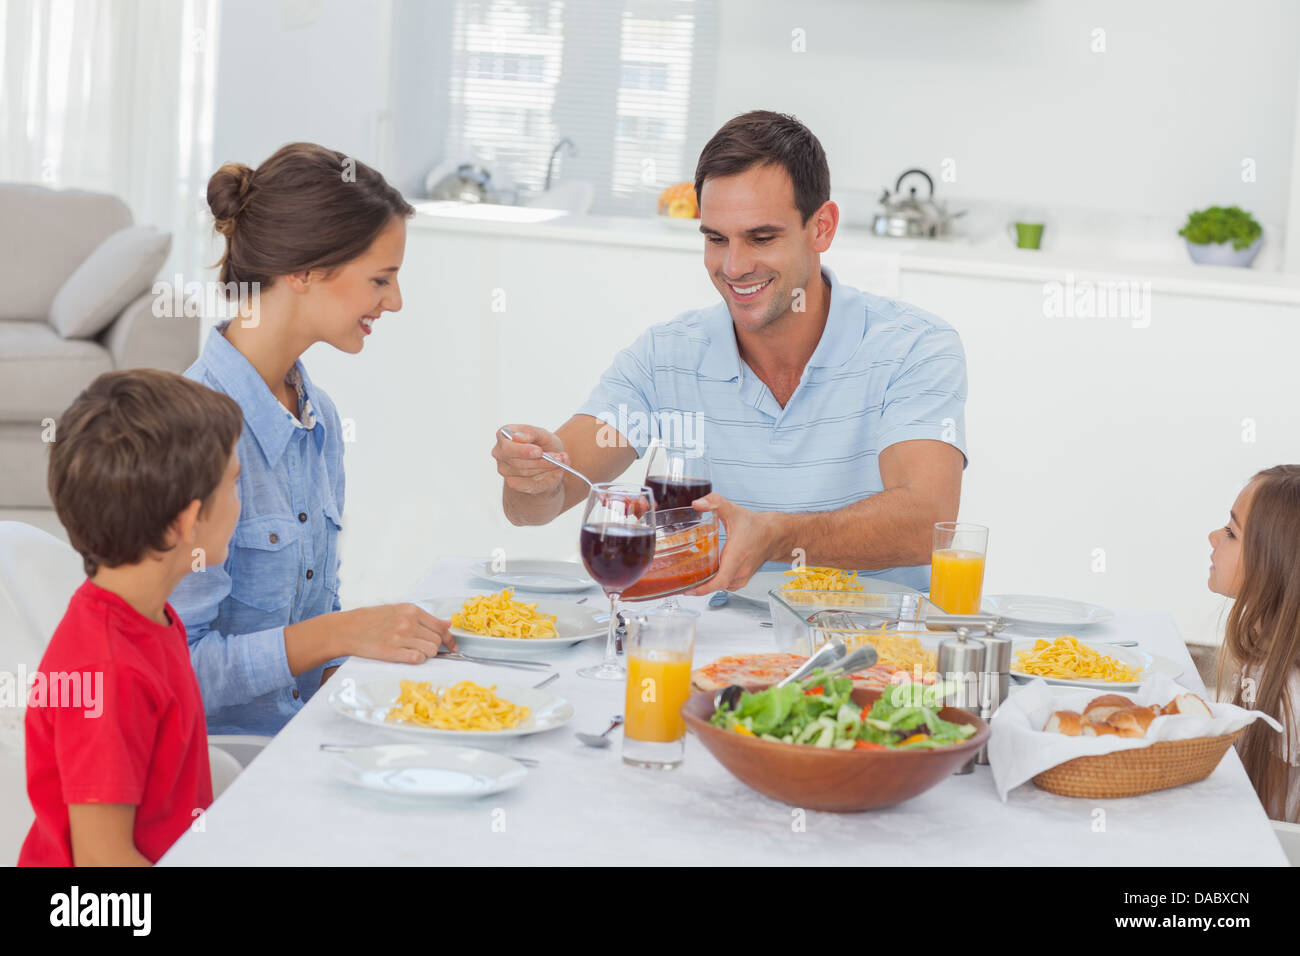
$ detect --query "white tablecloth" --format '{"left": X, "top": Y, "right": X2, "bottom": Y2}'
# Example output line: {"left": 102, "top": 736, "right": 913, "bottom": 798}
{"left": 161, "top": 558, "right": 1288, "bottom": 866}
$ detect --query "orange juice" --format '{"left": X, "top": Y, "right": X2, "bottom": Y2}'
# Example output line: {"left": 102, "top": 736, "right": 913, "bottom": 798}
{"left": 930, "top": 548, "right": 986, "bottom": 614}
{"left": 624, "top": 649, "right": 693, "bottom": 742}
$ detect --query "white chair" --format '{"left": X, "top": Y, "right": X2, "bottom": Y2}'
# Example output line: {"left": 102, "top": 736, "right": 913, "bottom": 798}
{"left": 1272, "top": 821, "right": 1300, "bottom": 866}
{"left": 0, "top": 521, "right": 269, "bottom": 860}
{"left": 0, "top": 520, "right": 84, "bottom": 864}
{"left": 207, "top": 745, "right": 244, "bottom": 799}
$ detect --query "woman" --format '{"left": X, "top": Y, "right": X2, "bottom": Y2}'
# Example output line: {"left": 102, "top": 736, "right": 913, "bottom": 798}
{"left": 171, "top": 142, "right": 455, "bottom": 736}
{"left": 1210, "top": 464, "right": 1300, "bottom": 821}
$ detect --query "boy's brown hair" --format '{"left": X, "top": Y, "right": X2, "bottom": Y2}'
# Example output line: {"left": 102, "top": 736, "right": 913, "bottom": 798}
{"left": 48, "top": 370, "right": 244, "bottom": 576}
{"left": 694, "top": 110, "right": 830, "bottom": 224}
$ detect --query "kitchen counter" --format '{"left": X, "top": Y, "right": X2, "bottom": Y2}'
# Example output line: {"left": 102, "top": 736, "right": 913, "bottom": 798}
{"left": 411, "top": 202, "right": 1300, "bottom": 306}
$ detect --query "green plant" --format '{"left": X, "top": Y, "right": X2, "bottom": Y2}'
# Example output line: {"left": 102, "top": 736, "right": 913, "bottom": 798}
{"left": 1179, "top": 205, "right": 1262, "bottom": 250}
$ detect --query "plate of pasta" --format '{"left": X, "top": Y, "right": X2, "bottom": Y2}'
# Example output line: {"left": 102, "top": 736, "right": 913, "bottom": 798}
{"left": 328, "top": 678, "right": 574, "bottom": 738}
{"left": 732, "top": 567, "right": 923, "bottom": 605}
{"left": 417, "top": 589, "right": 605, "bottom": 658}
{"left": 1010, "top": 636, "right": 1181, "bottom": 690}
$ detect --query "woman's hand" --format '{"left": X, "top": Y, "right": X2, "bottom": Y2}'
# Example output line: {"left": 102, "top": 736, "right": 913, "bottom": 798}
{"left": 336, "top": 603, "right": 457, "bottom": 663}
{"left": 286, "top": 603, "right": 456, "bottom": 673}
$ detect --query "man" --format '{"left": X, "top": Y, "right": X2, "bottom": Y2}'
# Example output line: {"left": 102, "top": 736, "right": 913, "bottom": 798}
{"left": 492, "top": 110, "right": 967, "bottom": 592}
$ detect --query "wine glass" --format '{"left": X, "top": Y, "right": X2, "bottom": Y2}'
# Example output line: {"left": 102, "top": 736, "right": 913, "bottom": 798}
{"left": 644, "top": 439, "right": 711, "bottom": 513}
{"left": 643, "top": 440, "right": 711, "bottom": 609}
{"left": 577, "top": 483, "right": 657, "bottom": 680}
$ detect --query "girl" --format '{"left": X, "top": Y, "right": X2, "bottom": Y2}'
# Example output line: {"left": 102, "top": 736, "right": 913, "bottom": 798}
{"left": 1210, "top": 464, "right": 1300, "bottom": 821}
{"left": 171, "top": 142, "right": 455, "bottom": 736}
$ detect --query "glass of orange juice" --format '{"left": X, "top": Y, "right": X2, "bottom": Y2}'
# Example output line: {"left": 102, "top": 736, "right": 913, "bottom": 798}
{"left": 930, "top": 522, "right": 989, "bottom": 615}
{"left": 622, "top": 608, "right": 698, "bottom": 769}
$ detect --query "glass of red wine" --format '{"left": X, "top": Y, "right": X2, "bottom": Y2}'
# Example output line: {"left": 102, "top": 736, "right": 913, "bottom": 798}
{"left": 577, "top": 483, "right": 657, "bottom": 680}
{"left": 643, "top": 440, "right": 711, "bottom": 609}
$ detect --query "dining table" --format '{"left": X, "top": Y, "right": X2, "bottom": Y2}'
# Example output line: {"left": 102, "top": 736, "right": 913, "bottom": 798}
{"left": 160, "top": 557, "right": 1289, "bottom": 866}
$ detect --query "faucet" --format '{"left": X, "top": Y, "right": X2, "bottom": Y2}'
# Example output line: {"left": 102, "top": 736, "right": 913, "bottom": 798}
{"left": 544, "top": 138, "right": 577, "bottom": 191}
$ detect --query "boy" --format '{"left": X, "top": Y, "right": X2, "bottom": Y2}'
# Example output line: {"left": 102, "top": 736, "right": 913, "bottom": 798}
{"left": 19, "top": 369, "right": 243, "bottom": 865}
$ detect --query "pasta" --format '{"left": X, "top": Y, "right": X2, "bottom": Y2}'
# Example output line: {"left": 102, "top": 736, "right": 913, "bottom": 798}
{"left": 451, "top": 588, "right": 558, "bottom": 639}
{"left": 813, "top": 623, "right": 937, "bottom": 672}
{"left": 781, "top": 566, "right": 866, "bottom": 592}
{"left": 1013, "top": 636, "right": 1142, "bottom": 682}
{"left": 386, "top": 680, "right": 531, "bottom": 731}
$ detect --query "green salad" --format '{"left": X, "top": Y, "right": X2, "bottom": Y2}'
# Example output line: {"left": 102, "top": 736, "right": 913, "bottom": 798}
{"left": 709, "top": 671, "right": 977, "bottom": 751}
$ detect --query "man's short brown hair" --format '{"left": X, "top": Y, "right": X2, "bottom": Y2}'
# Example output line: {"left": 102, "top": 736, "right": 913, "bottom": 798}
{"left": 694, "top": 110, "right": 830, "bottom": 224}
{"left": 48, "top": 370, "right": 244, "bottom": 577}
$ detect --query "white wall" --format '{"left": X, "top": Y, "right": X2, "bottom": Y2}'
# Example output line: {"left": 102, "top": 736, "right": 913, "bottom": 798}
{"left": 212, "top": 0, "right": 391, "bottom": 171}
{"left": 714, "top": 0, "right": 1299, "bottom": 231}
{"left": 212, "top": 1, "right": 1300, "bottom": 243}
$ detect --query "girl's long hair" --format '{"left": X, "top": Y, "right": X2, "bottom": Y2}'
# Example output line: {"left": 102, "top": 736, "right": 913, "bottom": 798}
{"left": 1215, "top": 464, "right": 1300, "bottom": 819}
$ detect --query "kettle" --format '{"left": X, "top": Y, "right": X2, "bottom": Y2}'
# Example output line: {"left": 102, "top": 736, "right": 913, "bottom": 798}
{"left": 872, "top": 168, "right": 963, "bottom": 238}
{"left": 428, "top": 163, "right": 497, "bottom": 204}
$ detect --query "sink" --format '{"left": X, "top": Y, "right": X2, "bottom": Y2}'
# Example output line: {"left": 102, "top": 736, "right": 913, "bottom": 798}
{"left": 519, "top": 181, "right": 594, "bottom": 215}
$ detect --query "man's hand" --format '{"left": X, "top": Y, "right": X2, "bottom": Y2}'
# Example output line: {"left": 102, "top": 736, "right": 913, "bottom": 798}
{"left": 494, "top": 416, "right": 638, "bottom": 527}
{"left": 685, "top": 492, "right": 786, "bottom": 594}
{"left": 492, "top": 424, "right": 571, "bottom": 497}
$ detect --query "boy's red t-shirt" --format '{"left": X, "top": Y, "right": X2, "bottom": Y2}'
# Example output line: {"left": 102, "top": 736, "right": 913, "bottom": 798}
{"left": 19, "top": 579, "right": 212, "bottom": 866}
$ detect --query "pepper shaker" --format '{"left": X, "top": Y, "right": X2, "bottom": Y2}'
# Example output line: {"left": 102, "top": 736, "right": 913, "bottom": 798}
{"left": 973, "top": 633, "right": 1011, "bottom": 765}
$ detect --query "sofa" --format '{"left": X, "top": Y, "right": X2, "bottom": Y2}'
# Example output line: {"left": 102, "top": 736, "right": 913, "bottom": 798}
{"left": 0, "top": 183, "right": 200, "bottom": 507}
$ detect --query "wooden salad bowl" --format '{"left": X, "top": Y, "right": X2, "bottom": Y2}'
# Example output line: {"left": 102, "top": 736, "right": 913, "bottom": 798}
{"left": 682, "top": 687, "right": 990, "bottom": 812}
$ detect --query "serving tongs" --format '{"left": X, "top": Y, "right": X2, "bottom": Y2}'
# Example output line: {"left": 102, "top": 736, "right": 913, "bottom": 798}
{"left": 808, "top": 607, "right": 1007, "bottom": 640}
{"left": 712, "top": 638, "right": 880, "bottom": 712}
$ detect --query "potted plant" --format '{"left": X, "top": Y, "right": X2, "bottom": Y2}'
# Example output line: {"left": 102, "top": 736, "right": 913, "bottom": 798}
{"left": 1178, "top": 205, "right": 1263, "bottom": 267}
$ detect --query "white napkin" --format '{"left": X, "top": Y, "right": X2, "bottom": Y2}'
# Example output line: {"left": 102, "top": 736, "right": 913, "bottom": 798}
{"left": 987, "top": 674, "right": 1283, "bottom": 800}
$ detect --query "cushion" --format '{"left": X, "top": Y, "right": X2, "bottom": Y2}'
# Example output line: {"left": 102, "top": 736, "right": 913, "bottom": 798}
{"left": 0, "top": 320, "right": 112, "bottom": 423}
{"left": 0, "top": 184, "right": 133, "bottom": 321}
{"left": 49, "top": 226, "right": 171, "bottom": 339}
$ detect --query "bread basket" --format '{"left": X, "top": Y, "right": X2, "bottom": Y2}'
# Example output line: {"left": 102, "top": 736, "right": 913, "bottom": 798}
{"left": 1031, "top": 729, "right": 1244, "bottom": 799}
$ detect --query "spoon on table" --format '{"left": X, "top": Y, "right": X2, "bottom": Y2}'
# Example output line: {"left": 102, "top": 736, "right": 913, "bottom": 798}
{"left": 575, "top": 715, "right": 624, "bottom": 748}
{"left": 499, "top": 426, "right": 594, "bottom": 490}
{"left": 713, "top": 639, "right": 848, "bottom": 712}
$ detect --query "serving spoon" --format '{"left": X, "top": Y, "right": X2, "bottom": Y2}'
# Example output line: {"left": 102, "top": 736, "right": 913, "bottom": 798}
{"left": 499, "top": 426, "right": 594, "bottom": 490}
{"left": 713, "top": 638, "right": 852, "bottom": 712}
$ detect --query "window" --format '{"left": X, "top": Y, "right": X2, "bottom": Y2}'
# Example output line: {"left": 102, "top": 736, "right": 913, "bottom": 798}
{"left": 444, "top": 0, "right": 718, "bottom": 216}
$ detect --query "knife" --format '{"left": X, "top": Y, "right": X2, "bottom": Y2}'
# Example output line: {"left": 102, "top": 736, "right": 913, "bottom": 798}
{"left": 436, "top": 651, "right": 552, "bottom": 671}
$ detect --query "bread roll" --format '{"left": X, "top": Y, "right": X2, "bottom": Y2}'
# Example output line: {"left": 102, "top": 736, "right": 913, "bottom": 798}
{"left": 1082, "top": 721, "right": 1118, "bottom": 736}
{"left": 1162, "top": 693, "right": 1212, "bottom": 718}
{"left": 1083, "top": 694, "right": 1133, "bottom": 724}
{"left": 1107, "top": 705, "right": 1158, "bottom": 738}
{"left": 1045, "top": 710, "right": 1084, "bottom": 735}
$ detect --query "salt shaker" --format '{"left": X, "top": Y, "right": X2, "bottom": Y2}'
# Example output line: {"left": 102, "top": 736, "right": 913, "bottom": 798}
{"left": 973, "top": 634, "right": 1011, "bottom": 765}
{"left": 936, "top": 632, "right": 985, "bottom": 775}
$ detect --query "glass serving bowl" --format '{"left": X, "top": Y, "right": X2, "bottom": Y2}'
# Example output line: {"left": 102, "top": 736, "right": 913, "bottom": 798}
{"left": 620, "top": 508, "right": 720, "bottom": 602}
{"left": 767, "top": 589, "right": 939, "bottom": 655}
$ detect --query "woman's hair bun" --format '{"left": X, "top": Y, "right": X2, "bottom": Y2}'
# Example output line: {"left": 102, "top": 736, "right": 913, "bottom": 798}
{"left": 208, "top": 162, "right": 255, "bottom": 237}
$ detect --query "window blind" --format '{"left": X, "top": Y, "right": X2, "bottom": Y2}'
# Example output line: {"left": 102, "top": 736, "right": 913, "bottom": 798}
{"left": 444, "top": 0, "right": 718, "bottom": 216}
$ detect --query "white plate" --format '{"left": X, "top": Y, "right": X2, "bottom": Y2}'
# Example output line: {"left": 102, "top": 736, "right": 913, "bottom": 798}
{"left": 332, "top": 744, "right": 527, "bottom": 797}
{"left": 732, "top": 569, "right": 923, "bottom": 605}
{"left": 416, "top": 596, "right": 604, "bottom": 658}
{"left": 468, "top": 559, "right": 596, "bottom": 593}
{"left": 1009, "top": 639, "right": 1183, "bottom": 690}
{"left": 329, "top": 679, "right": 574, "bottom": 739}
{"left": 982, "top": 594, "right": 1114, "bottom": 629}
